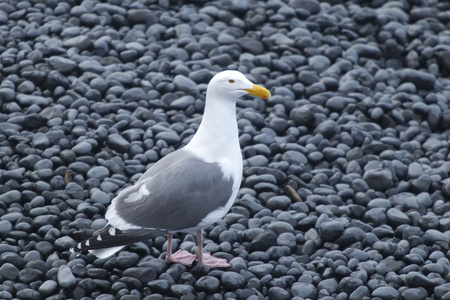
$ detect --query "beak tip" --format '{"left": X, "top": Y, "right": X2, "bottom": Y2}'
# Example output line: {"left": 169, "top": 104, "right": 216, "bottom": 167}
{"left": 245, "top": 84, "right": 271, "bottom": 99}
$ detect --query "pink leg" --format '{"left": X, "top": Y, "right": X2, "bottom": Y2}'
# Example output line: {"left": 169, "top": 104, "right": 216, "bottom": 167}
{"left": 196, "top": 230, "right": 230, "bottom": 268}
{"left": 165, "top": 233, "right": 196, "bottom": 266}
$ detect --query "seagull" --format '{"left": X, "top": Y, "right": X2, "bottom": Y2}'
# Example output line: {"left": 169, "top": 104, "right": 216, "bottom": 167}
{"left": 74, "top": 70, "right": 271, "bottom": 267}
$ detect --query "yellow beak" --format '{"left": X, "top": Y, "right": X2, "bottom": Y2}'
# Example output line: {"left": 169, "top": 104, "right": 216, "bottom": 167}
{"left": 244, "top": 84, "right": 271, "bottom": 100}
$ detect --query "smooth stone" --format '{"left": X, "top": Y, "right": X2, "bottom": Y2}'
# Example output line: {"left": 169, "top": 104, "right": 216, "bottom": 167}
{"left": 106, "top": 134, "right": 130, "bottom": 153}
{"left": 221, "top": 271, "right": 246, "bottom": 290}
{"left": 194, "top": 276, "right": 220, "bottom": 293}
{"left": 123, "top": 267, "right": 157, "bottom": 284}
{"left": 266, "top": 196, "right": 291, "bottom": 210}
{"left": 64, "top": 35, "right": 91, "bottom": 50}
{"left": 170, "top": 284, "right": 194, "bottom": 297}
{"left": 291, "top": 282, "right": 317, "bottom": 298}
{"left": 319, "top": 221, "right": 344, "bottom": 242}
{"left": 16, "top": 289, "right": 41, "bottom": 300}
{"left": 386, "top": 208, "right": 410, "bottom": 226}
{"left": 282, "top": 150, "right": 307, "bottom": 165}
{"left": 372, "top": 286, "right": 399, "bottom": 300}
{"left": 48, "top": 56, "right": 77, "bottom": 73}
{"left": 87, "top": 166, "right": 110, "bottom": 181}
{"left": 405, "top": 271, "right": 434, "bottom": 288}
{"left": 57, "top": 265, "right": 77, "bottom": 288}
{"left": 314, "top": 120, "right": 339, "bottom": 139}
{"left": 0, "top": 263, "right": 19, "bottom": 280}
{"left": 249, "top": 230, "right": 278, "bottom": 252}
{"left": 401, "top": 68, "right": 435, "bottom": 90}
{"left": 248, "top": 263, "right": 274, "bottom": 278}
{"left": 38, "top": 280, "right": 58, "bottom": 297}
{"left": 173, "top": 75, "right": 197, "bottom": 93}
{"left": 363, "top": 168, "right": 393, "bottom": 191}
{"left": 236, "top": 37, "right": 264, "bottom": 55}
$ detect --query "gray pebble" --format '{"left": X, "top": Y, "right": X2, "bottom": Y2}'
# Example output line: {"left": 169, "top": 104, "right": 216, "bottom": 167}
{"left": 0, "top": 190, "right": 21, "bottom": 204}
{"left": 423, "top": 229, "right": 449, "bottom": 244}
{"left": 267, "top": 221, "right": 294, "bottom": 235}
{"left": 48, "top": 56, "right": 77, "bottom": 74}
{"left": 128, "top": 9, "right": 156, "bottom": 25}
{"left": 173, "top": 75, "right": 197, "bottom": 93}
{"left": 405, "top": 271, "right": 434, "bottom": 289}
{"left": 38, "top": 280, "right": 58, "bottom": 297}
{"left": 371, "top": 286, "right": 399, "bottom": 299}
{"left": 87, "top": 166, "right": 110, "bottom": 181}
{"left": 282, "top": 150, "right": 307, "bottom": 165}
{"left": 314, "top": 120, "right": 339, "bottom": 139}
{"left": 266, "top": 196, "right": 291, "bottom": 210}
{"left": 57, "top": 265, "right": 77, "bottom": 288}
{"left": 32, "top": 132, "right": 50, "bottom": 149}
{"left": 248, "top": 263, "right": 274, "bottom": 278}
{"left": 72, "top": 141, "right": 92, "bottom": 155}
{"left": 268, "top": 286, "right": 291, "bottom": 300}
{"left": 64, "top": 35, "right": 92, "bottom": 50}
{"left": 401, "top": 287, "right": 428, "bottom": 300}
{"left": 291, "top": 282, "right": 317, "bottom": 299}
{"left": 170, "top": 284, "right": 194, "bottom": 297}
{"left": 386, "top": 208, "right": 410, "bottom": 226}
{"left": 236, "top": 37, "right": 264, "bottom": 55}
{"left": 155, "top": 131, "right": 181, "bottom": 145}
{"left": 435, "top": 283, "right": 450, "bottom": 298}
{"left": 0, "top": 263, "right": 19, "bottom": 280}
{"left": 123, "top": 267, "right": 156, "bottom": 284}
{"left": 363, "top": 168, "right": 394, "bottom": 191}
{"left": 339, "top": 277, "right": 364, "bottom": 295}
{"left": 195, "top": 276, "right": 220, "bottom": 293}
{"left": 0, "top": 220, "right": 12, "bottom": 236}
{"left": 107, "top": 134, "right": 130, "bottom": 153}
{"left": 401, "top": 68, "right": 435, "bottom": 90}
{"left": 319, "top": 221, "right": 344, "bottom": 242}
{"left": 309, "top": 55, "right": 331, "bottom": 73}
{"left": 317, "top": 278, "right": 339, "bottom": 295}
{"left": 54, "top": 236, "right": 76, "bottom": 250}
{"left": 16, "top": 289, "right": 41, "bottom": 300}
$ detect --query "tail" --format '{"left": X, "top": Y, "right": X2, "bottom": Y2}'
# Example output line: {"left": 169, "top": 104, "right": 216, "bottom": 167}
{"left": 72, "top": 225, "right": 167, "bottom": 259}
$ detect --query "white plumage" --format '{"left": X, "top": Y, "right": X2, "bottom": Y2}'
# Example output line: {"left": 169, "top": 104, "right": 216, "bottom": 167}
{"left": 74, "top": 70, "right": 270, "bottom": 267}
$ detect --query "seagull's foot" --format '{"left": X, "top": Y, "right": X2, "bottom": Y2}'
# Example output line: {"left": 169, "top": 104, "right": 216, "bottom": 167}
{"left": 166, "top": 250, "right": 196, "bottom": 266}
{"left": 198, "top": 252, "right": 230, "bottom": 268}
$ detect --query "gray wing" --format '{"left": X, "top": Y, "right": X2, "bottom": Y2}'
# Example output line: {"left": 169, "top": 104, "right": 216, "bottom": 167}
{"left": 109, "top": 149, "right": 234, "bottom": 231}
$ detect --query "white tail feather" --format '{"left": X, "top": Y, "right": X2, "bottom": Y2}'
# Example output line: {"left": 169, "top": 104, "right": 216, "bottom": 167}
{"left": 89, "top": 246, "right": 125, "bottom": 259}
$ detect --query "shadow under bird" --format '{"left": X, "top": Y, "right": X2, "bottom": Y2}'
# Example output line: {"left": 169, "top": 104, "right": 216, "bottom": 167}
{"left": 73, "top": 70, "right": 271, "bottom": 268}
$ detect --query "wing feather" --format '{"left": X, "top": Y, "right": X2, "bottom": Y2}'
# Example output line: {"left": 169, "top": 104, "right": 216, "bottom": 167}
{"left": 74, "top": 225, "right": 166, "bottom": 251}
{"left": 106, "top": 149, "right": 234, "bottom": 231}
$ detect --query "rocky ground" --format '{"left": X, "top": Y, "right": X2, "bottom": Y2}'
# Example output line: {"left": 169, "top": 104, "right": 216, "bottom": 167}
{"left": 1, "top": 0, "right": 450, "bottom": 299}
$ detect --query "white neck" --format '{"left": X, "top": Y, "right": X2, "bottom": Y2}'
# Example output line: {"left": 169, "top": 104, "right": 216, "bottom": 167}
{"left": 185, "top": 91, "right": 240, "bottom": 162}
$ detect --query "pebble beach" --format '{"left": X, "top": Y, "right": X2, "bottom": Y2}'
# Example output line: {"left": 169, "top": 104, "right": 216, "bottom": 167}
{"left": 1, "top": 0, "right": 450, "bottom": 299}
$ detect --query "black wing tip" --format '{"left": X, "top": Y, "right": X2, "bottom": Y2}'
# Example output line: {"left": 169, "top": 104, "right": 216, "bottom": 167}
{"left": 73, "top": 225, "right": 167, "bottom": 252}
{"left": 70, "top": 241, "right": 88, "bottom": 258}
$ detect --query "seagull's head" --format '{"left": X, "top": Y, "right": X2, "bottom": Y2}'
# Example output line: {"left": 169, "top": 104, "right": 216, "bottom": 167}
{"left": 207, "top": 70, "right": 271, "bottom": 101}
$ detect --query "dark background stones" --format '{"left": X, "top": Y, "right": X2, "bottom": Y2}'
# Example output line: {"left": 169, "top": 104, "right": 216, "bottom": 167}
{"left": 1, "top": 0, "right": 450, "bottom": 299}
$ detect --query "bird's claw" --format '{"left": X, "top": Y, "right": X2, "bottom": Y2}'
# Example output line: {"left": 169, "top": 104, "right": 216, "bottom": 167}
{"left": 166, "top": 249, "right": 197, "bottom": 266}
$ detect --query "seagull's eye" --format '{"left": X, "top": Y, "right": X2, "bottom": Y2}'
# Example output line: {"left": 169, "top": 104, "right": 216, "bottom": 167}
{"left": 228, "top": 79, "right": 235, "bottom": 84}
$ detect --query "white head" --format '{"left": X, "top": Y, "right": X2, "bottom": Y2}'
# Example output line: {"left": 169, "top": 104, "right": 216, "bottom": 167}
{"left": 206, "top": 70, "right": 271, "bottom": 102}
{"left": 184, "top": 70, "right": 270, "bottom": 160}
